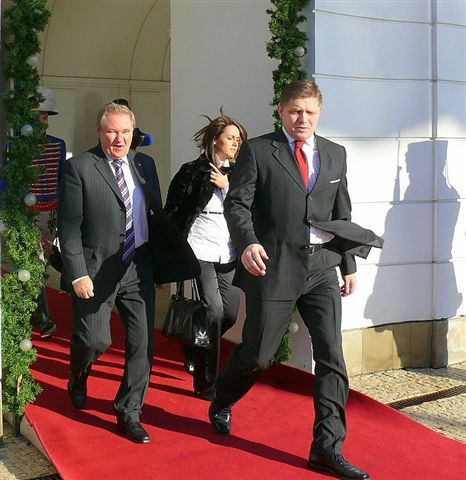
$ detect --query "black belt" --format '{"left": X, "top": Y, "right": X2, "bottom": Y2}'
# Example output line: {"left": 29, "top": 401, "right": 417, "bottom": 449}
{"left": 301, "top": 244, "right": 322, "bottom": 255}
{"left": 202, "top": 211, "right": 223, "bottom": 215}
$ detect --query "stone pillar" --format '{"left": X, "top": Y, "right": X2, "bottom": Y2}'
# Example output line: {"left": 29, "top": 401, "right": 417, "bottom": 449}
{"left": 431, "top": 319, "right": 449, "bottom": 368}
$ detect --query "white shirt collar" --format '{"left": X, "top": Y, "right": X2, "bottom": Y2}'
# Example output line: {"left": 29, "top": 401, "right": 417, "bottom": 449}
{"left": 281, "top": 127, "right": 315, "bottom": 148}
{"left": 214, "top": 154, "right": 230, "bottom": 168}
{"left": 105, "top": 153, "right": 129, "bottom": 166}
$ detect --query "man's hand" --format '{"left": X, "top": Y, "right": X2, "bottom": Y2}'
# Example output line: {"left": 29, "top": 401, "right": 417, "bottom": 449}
{"left": 209, "top": 163, "right": 229, "bottom": 189}
{"left": 341, "top": 274, "right": 357, "bottom": 297}
{"left": 73, "top": 276, "right": 94, "bottom": 299}
{"left": 41, "top": 238, "right": 53, "bottom": 257}
{"left": 241, "top": 243, "right": 268, "bottom": 276}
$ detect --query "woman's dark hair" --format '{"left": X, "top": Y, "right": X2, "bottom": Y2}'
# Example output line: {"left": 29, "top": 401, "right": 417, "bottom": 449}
{"left": 193, "top": 107, "right": 247, "bottom": 163}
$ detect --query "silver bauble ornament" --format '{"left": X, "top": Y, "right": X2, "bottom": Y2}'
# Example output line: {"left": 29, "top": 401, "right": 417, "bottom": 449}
{"left": 26, "top": 54, "right": 39, "bottom": 67}
{"left": 294, "top": 46, "right": 305, "bottom": 57}
{"left": 21, "top": 124, "right": 33, "bottom": 136}
{"left": 24, "top": 193, "right": 37, "bottom": 206}
{"left": 288, "top": 321, "right": 299, "bottom": 334}
{"left": 18, "top": 269, "right": 31, "bottom": 282}
{"left": 20, "top": 339, "right": 33, "bottom": 352}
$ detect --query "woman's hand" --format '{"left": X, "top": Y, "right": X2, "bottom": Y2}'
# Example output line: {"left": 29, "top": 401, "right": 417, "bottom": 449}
{"left": 209, "top": 163, "right": 229, "bottom": 189}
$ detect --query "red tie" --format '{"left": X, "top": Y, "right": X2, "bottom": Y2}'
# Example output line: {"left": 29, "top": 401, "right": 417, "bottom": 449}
{"left": 294, "top": 140, "right": 309, "bottom": 189}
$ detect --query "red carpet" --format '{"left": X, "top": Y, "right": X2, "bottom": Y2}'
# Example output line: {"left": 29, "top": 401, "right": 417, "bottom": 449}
{"left": 26, "top": 288, "right": 465, "bottom": 480}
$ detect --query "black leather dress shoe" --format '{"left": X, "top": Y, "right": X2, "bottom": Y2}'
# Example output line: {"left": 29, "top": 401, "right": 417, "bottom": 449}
{"left": 308, "top": 453, "right": 371, "bottom": 480}
{"left": 40, "top": 320, "right": 57, "bottom": 339}
{"left": 117, "top": 420, "right": 151, "bottom": 444}
{"left": 208, "top": 403, "right": 232, "bottom": 435}
{"left": 67, "top": 369, "right": 90, "bottom": 409}
{"left": 182, "top": 345, "right": 195, "bottom": 376}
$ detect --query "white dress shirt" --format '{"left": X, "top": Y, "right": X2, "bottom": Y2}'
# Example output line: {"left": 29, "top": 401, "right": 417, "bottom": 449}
{"left": 187, "top": 159, "right": 237, "bottom": 263}
{"left": 282, "top": 128, "right": 334, "bottom": 244}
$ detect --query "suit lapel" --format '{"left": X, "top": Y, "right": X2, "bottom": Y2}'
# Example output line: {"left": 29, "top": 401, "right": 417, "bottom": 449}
{"left": 312, "top": 135, "right": 333, "bottom": 193}
{"left": 92, "top": 145, "right": 125, "bottom": 205}
{"left": 128, "top": 150, "right": 160, "bottom": 212}
{"left": 271, "top": 131, "right": 307, "bottom": 193}
{"left": 128, "top": 149, "right": 145, "bottom": 186}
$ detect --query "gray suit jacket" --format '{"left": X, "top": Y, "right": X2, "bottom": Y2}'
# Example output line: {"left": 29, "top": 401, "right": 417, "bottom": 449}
{"left": 224, "top": 130, "right": 382, "bottom": 300}
{"left": 58, "top": 145, "right": 199, "bottom": 291}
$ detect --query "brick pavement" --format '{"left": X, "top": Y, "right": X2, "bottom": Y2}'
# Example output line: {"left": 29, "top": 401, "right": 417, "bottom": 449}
{"left": 349, "top": 361, "right": 466, "bottom": 444}
{"left": 0, "top": 421, "right": 57, "bottom": 480}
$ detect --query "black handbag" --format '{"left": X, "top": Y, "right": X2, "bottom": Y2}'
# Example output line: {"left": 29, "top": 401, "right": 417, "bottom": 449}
{"left": 162, "top": 279, "right": 211, "bottom": 348}
{"left": 49, "top": 244, "right": 63, "bottom": 272}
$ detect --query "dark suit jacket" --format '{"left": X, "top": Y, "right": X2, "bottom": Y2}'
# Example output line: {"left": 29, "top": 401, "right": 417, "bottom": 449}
{"left": 57, "top": 145, "right": 199, "bottom": 291}
{"left": 224, "top": 130, "right": 382, "bottom": 300}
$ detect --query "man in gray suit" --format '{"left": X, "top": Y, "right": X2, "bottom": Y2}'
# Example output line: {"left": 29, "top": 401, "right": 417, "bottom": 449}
{"left": 58, "top": 102, "right": 198, "bottom": 443}
{"left": 209, "top": 80, "right": 382, "bottom": 479}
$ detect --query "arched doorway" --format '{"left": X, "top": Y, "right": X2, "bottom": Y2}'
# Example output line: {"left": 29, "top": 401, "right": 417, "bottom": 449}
{"left": 37, "top": 0, "right": 171, "bottom": 192}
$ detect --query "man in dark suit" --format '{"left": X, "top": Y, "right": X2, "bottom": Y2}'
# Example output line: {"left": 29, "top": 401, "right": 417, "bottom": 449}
{"left": 58, "top": 102, "right": 198, "bottom": 443}
{"left": 209, "top": 80, "right": 382, "bottom": 479}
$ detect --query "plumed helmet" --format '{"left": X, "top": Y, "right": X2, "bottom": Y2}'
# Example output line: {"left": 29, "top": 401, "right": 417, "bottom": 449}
{"left": 38, "top": 87, "right": 59, "bottom": 115}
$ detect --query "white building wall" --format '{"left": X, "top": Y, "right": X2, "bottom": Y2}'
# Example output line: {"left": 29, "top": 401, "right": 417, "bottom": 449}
{"left": 171, "top": 1, "right": 465, "bottom": 366}
{"left": 0, "top": 0, "right": 462, "bottom": 371}
{"left": 170, "top": 0, "right": 275, "bottom": 177}
{"left": 312, "top": 0, "right": 466, "bottom": 330}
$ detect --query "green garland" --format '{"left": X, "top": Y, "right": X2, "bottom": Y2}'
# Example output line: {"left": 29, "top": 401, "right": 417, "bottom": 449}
{"left": 266, "top": 0, "right": 310, "bottom": 128}
{"left": 1, "top": 0, "right": 51, "bottom": 416}
{"left": 267, "top": 0, "right": 309, "bottom": 363}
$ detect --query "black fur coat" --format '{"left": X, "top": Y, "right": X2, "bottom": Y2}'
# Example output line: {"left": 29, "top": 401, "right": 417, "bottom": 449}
{"left": 164, "top": 154, "right": 233, "bottom": 237}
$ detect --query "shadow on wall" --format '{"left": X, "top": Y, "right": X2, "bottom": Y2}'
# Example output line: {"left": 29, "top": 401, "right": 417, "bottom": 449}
{"left": 364, "top": 140, "right": 462, "bottom": 367}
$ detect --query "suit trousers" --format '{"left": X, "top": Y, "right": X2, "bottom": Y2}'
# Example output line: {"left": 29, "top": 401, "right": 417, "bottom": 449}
{"left": 70, "top": 245, "right": 155, "bottom": 423}
{"left": 190, "top": 259, "right": 240, "bottom": 394}
{"left": 32, "top": 210, "right": 57, "bottom": 321}
{"left": 214, "top": 259, "right": 349, "bottom": 456}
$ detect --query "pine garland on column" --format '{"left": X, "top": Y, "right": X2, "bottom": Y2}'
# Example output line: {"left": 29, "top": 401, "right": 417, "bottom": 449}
{"left": 1, "top": 0, "right": 51, "bottom": 418}
{"left": 266, "top": 0, "right": 310, "bottom": 362}
{"left": 267, "top": 0, "right": 310, "bottom": 128}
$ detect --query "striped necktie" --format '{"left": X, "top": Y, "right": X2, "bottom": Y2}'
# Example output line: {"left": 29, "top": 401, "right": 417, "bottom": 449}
{"left": 112, "top": 160, "right": 135, "bottom": 263}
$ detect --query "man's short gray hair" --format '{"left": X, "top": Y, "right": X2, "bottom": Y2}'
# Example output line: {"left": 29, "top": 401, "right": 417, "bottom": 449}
{"left": 96, "top": 102, "right": 136, "bottom": 129}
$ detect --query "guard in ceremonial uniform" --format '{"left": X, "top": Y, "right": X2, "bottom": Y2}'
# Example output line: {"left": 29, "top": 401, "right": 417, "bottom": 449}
{"left": 30, "top": 87, "right": 67, "bottom": 339}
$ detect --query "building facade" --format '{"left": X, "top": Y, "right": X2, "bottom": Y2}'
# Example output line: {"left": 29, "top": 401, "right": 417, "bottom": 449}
{"left": 1, "top": 0, "right": 464, "bottom": 374}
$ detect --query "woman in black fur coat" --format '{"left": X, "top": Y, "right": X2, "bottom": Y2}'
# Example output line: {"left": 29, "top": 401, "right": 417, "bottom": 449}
{"left": 164, "top": 109, "right": 248, "bottom": 400}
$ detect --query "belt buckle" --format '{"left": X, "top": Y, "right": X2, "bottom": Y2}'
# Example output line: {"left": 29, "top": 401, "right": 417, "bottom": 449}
{"left": 305, "top": 244, "right": 321, "bottom": 255}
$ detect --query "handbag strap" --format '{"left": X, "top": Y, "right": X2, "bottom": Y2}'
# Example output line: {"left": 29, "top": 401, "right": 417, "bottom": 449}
{"left": 175, "top": 279, "right": 200, "bottom": 301}
{"left": 191, "top": 278, "right": 201, "bottom": 302}
{"left": 175, "top": 281, "right": 184, "bottom": 299}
